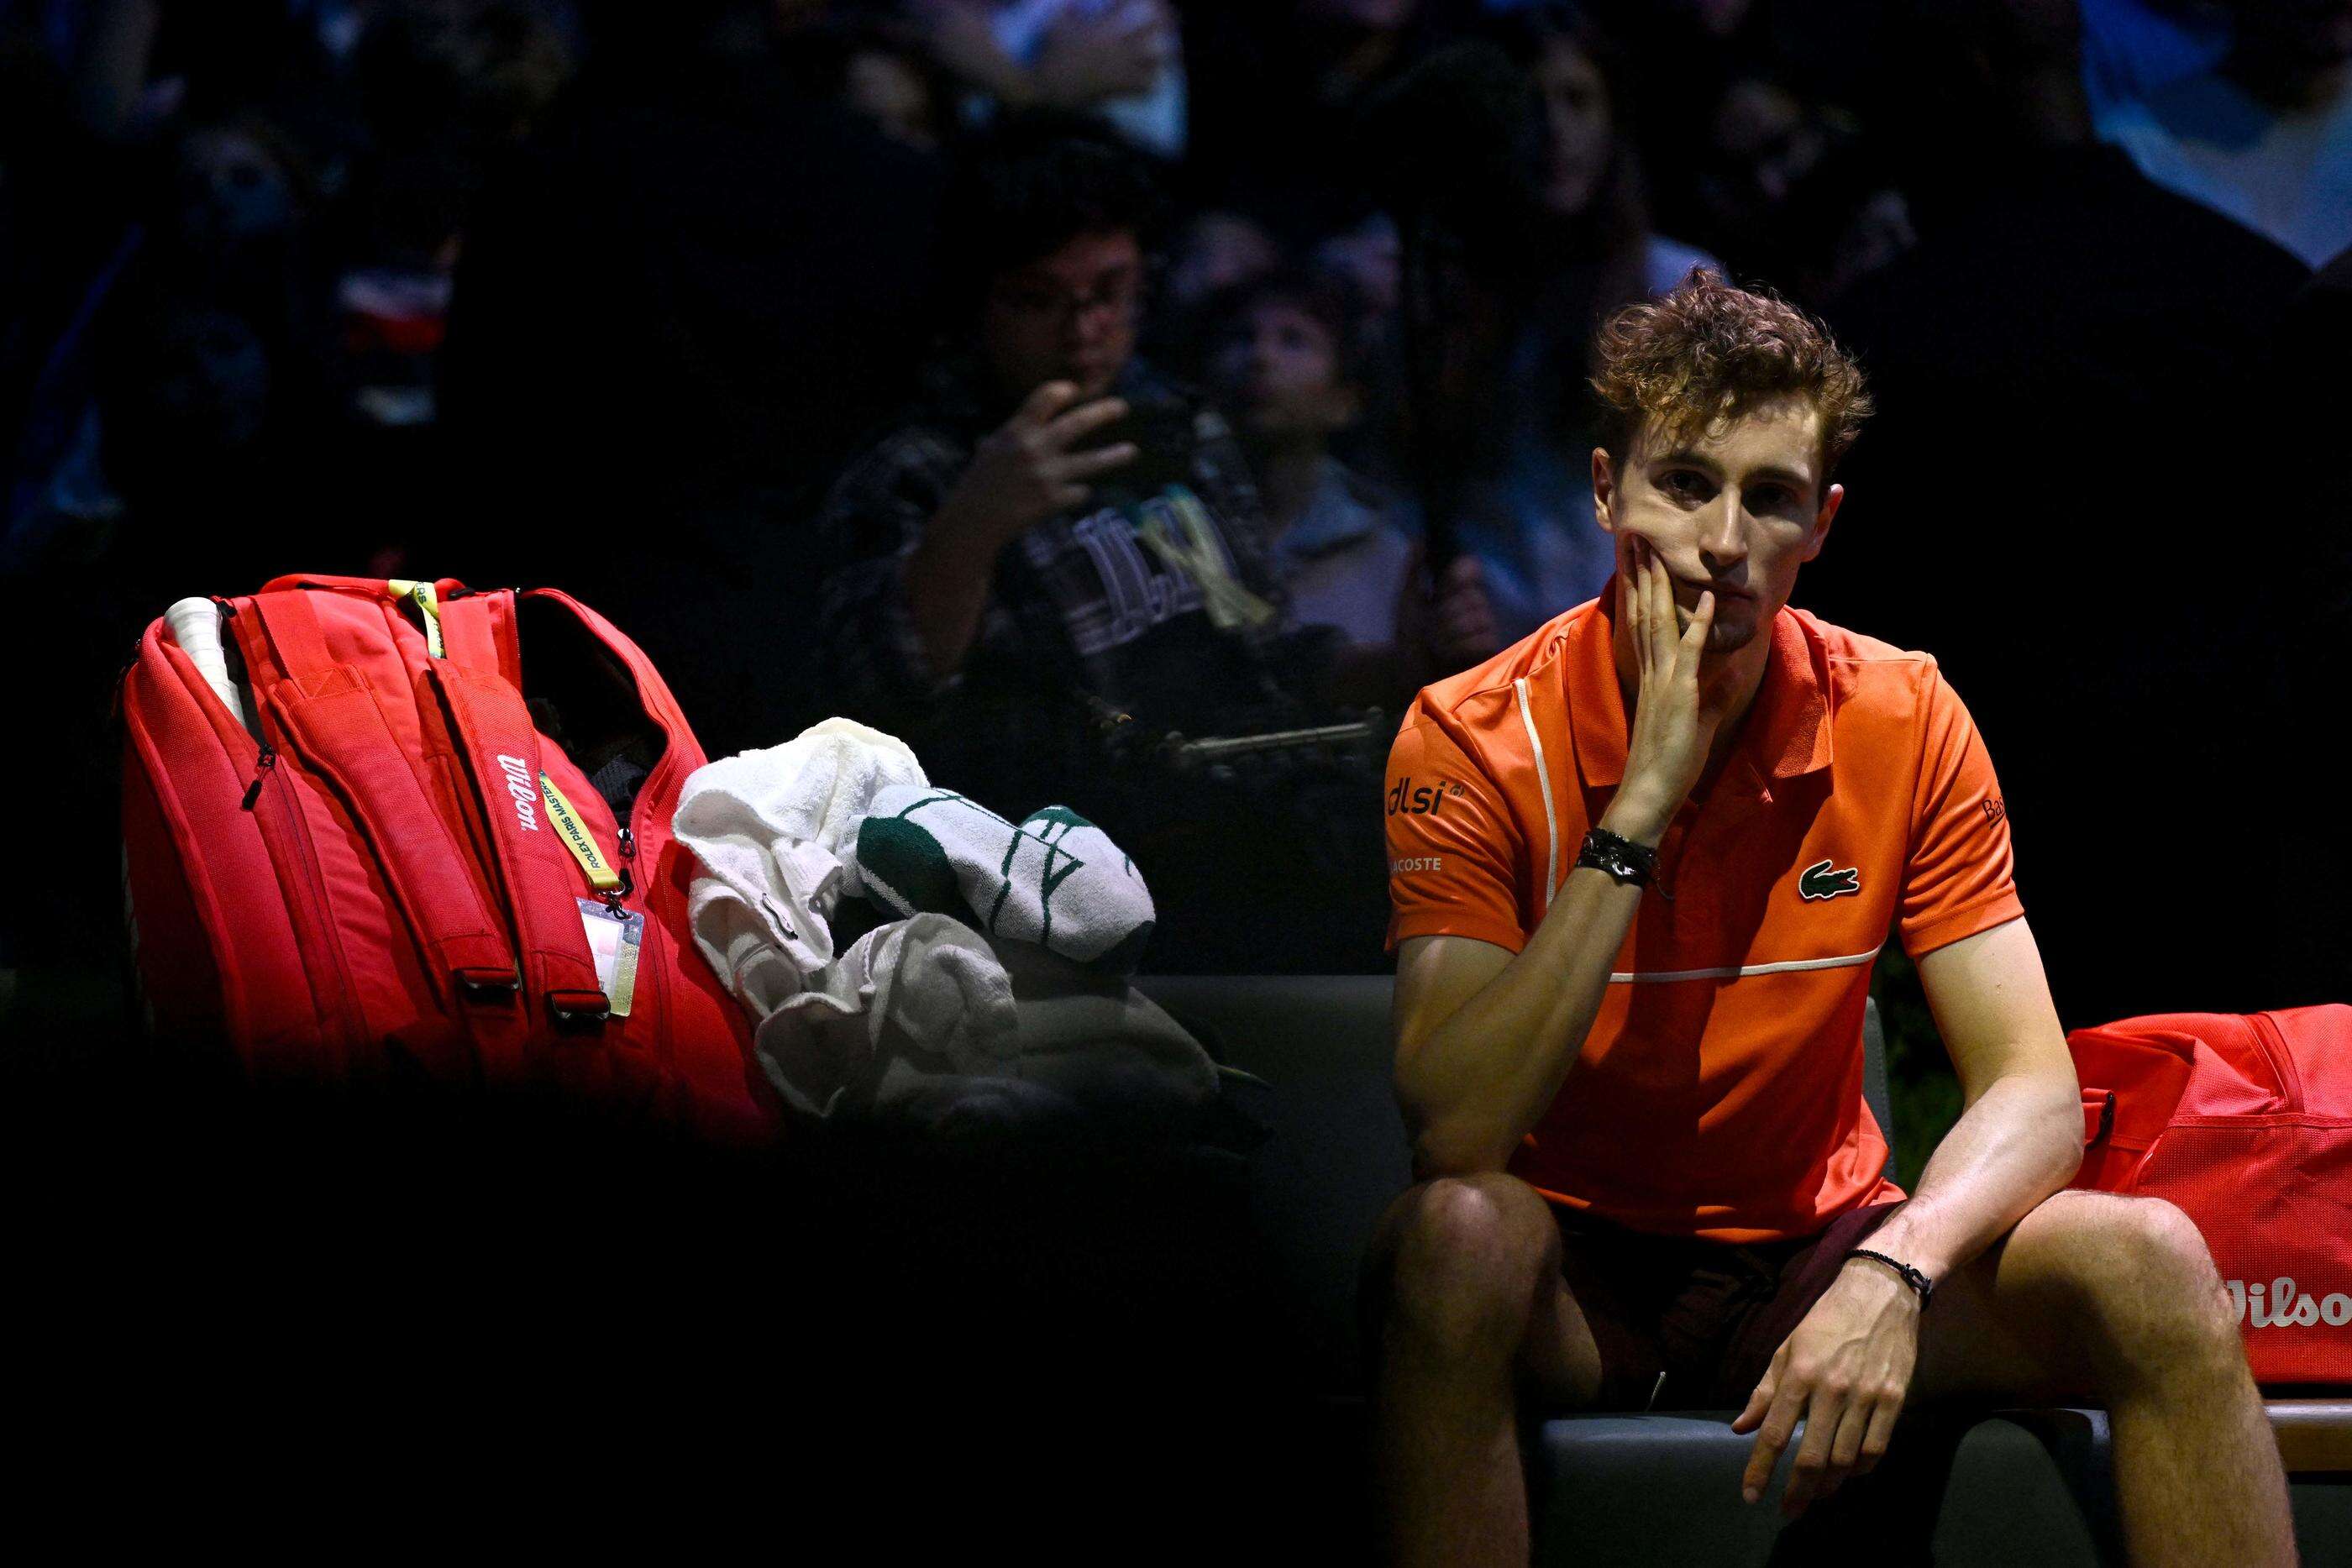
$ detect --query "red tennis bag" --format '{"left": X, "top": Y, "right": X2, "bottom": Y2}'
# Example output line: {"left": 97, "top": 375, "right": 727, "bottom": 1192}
{"left": 2070, "top": 1006, "right": 2352, "bottom": 1385}
{"left": 119, "top": 574, "right": 770, "bottom": 1145}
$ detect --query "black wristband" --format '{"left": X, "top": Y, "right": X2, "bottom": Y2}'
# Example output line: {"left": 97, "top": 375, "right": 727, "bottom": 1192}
{"left": 1575, "top": 826, "right": 1658, "bottom": 888}
{"left": 1847, "top": 1248, "right": 1935, "bottom": 1310}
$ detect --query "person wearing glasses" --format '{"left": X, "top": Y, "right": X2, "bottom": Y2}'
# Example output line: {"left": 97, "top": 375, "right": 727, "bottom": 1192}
{"left": 810, "top": 118, "right": 1302, "bottom": 802}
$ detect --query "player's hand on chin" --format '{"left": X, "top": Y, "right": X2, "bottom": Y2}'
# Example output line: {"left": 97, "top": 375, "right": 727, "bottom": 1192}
{"left": 1730, "top": 1258, "right": 1920, "bottom": 1516}
{"left": 1609, "top": 535, "right": 1721, "bottom": 844}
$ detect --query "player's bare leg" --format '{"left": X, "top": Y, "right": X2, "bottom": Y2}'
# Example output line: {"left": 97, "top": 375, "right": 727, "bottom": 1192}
{"left": 1364, "top": 1172, "right": 1605, "bottom": 1568}
{"left": 1910, "top": 1189, "right": 2297, "bottom": 1566}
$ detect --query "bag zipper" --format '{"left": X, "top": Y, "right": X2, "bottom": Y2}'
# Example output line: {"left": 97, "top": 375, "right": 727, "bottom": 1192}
{"left": 218, "top": 600, "right": 369, "bottom": 1042}
{"left": 240, "top": 738, "right": 370, "bottom": 1045}
{"left": 241, "top": 742, "right": 277, "bottom": 809}
{"left": 2246, "top": 1014, "right": 2306, "bottom": 1113}
{"left": 617, "top": 774, "right": 669, "bottom": 1049}
{"left": 608, "top": 826, "right": 637, "bottom": 916}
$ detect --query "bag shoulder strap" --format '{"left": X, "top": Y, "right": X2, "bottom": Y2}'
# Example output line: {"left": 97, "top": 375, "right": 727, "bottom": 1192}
{"left": 437, "top": 590, "right": 522, "bottom": 685}
{"left": 428, "top": 591, "right": 608, "bottom": 1023}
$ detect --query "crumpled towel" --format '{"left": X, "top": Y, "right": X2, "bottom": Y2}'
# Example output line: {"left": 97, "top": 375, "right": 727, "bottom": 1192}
{"left": 753, "top": 912, "right": 1019, "bottom": 1120}
{"left": 751, "top": 917, "right": 1218, "bottom": 1134}
{"left": 674, "top": 724, "right": 1216, "bottom": 1135}
{"left": 674, "top": 717, "right": 927, "bottom": 999}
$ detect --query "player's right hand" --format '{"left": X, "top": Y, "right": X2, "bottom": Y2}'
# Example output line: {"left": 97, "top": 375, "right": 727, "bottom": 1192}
{"left": 940, "top": 380, "right": 1138, "bottom": 547}
{"left": 1609, "top": 535, "right": 1720, "bottom": 845}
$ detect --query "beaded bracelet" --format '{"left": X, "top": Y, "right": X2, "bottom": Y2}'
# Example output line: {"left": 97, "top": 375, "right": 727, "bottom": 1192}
{"left": 1848, "top": 1248, "right": 1935, "bottom": 1310}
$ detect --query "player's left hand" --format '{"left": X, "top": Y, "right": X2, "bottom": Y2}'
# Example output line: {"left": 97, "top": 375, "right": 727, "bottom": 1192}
{"left": 1731, "top": 1257, "right": 1921, "bottom": 1516}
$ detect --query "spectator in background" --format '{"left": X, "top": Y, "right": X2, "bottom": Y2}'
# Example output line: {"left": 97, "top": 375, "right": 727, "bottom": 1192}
{"left": 773, "top": 12, "right": 958, "bottom": 152}
{"left": 1694, "top": 71, "right": 1915, "bottom": 305}
{"left": 1150, "top": 204, "right": 1283, "bottom": 370}
{"left": 1201, "top": 266, "right": 1499, "bottom": 700}
{"left": 1313, "top": 210, "right": 1404, "bottom": 315}
{"left": 838, "top": 29, "right": 953, "bottom": 150}
{"left": 1572, "top": 0, "right": 1917, "bottom": 307}
{"left": 1510, "top": 3, "right": 1714, "bottom": 300}
{"left": 1809, "top": 0, "right": 2313, "bottom": 1026}
{"left": 2083, "top": 0, "right": 2352, "bottom": 267}
{"left": 811, "top": 120, "right": 1399, "bottom": 972}
{"left": 904, "top": 0, "right": 1183, "bottom": 156}
{"left": 331, "top": 2, "right": 575, "bottom": 562}
{"left": 1165, "top": 207, "right": 1282, "bottom": 316}
{"left": 810, "top": 120, "right": 1300, "bottom": 805}
{"left": 1380, "top": 4, "right": 1719, "bottom": 645}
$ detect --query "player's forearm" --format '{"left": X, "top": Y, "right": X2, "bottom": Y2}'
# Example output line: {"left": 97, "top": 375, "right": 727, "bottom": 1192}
{"left": 1861, "top": 1071, "right": 2084, "bottom": 1280}
{"left": 1397, "top": 860, "right": 1647, "bottom": 1177}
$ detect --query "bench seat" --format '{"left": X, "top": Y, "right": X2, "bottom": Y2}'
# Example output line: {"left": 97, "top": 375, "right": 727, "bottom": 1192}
{"left": 1137, "top": 974, "right": 2352, "bottom": 1565}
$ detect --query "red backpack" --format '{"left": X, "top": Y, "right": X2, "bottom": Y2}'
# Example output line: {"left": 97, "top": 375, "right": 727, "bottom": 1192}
{"left": 2071, "top": 1006, "right": 2352, "bottom": 1385}
{"left": 119, "top": 574, "right": 769, "bottom": 1145}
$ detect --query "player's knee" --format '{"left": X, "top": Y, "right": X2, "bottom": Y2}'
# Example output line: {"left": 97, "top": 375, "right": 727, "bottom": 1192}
{"left": 2105, "top": 1198, "right": 2237, "bottom": 1348}
{"left": 2048, "top": 1194, "right": 2238, "bottom": 1379}
{"left": 1383, "top": 1176, "right": 1553, "bottom": 1361}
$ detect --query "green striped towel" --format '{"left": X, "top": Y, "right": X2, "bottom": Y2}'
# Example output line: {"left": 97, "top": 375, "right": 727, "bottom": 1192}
{"left": 856, "top": 786, "right": 1155, "bottom": 976}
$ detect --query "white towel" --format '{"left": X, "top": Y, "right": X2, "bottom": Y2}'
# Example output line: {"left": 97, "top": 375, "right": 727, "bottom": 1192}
{"left": 675, "top": 726, "right": 1206, "bottom": 1133}
{"left": 674, "top": 717, "right": 927, "bottom": 988}
{"left": 856, "top": 787, "right": 1157, "bottom": 974}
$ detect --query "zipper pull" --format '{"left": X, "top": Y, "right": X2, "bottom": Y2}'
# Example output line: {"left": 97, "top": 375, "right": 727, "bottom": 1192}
{"left": 241, "top": 744, "right": 278, "bottom": 810}
{"left": 611, "top": 826, "right": 637, "bottom": 907}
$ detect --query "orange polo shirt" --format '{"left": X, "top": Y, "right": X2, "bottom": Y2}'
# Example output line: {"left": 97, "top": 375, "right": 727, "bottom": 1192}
{"left": 1384, "top": 587, "right": 2023, "bottom": 1243}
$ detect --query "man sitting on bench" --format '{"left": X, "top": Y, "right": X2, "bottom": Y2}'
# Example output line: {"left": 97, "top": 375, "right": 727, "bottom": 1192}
{"left": 1368, "top": 272, "right": 2295, "bottom": 1566}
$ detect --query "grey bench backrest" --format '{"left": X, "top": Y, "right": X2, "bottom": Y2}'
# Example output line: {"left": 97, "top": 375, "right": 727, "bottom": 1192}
{"left": 1138, "top": 974, "right": 1893, "bottom": 1391}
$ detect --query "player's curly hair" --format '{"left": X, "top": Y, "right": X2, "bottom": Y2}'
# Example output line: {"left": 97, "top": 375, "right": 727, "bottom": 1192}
{"left": 1590, "top": 270, "right": 1873, "bottom": 480}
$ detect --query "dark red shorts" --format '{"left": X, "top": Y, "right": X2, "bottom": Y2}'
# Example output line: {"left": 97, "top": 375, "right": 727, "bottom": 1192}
{"left": 1551, "top": 1198, "right": 1908, "bottom": 1413}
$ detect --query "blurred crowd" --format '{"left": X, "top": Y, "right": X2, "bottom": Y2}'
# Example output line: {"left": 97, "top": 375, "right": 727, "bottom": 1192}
{"left": 4, "top": 1, "right": 2347, "bottom": 1009}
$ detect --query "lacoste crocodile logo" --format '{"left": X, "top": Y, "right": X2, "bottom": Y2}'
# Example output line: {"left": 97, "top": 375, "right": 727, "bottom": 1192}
{"left": 1798, "top": 859, "right": 1861, "bottom": 901}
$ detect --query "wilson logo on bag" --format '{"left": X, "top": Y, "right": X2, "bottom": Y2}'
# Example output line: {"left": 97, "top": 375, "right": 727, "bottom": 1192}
{"left": 2071, "top": 1006, "right": 2352, "bottom": 1387}
{"left": 495, "top": 753, "right": 542, "bottom": 831}
{"left": 2229, "top": 1277, "right": 2352, "bottom": 1330}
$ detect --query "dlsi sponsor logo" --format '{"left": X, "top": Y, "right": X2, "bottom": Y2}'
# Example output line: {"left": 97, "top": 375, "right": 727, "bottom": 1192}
{"left": 1388, "top": 777, "right": 1466, "bottom": 816}
{"left": 2225, "top": 1277, "right": 2352, "bottom": 1328}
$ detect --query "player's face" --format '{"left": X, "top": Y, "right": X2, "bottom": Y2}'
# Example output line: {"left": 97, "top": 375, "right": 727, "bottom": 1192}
{"left": 1593, "top": 394, "right": 1842, "bottom": 656}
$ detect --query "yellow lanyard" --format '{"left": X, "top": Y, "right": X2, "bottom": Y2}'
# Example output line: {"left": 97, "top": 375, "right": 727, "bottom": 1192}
{"left": 1136, "top": 487, "right": 1277, "bottom": 632}
{"left": 542, "top": 772, "right": 639, "bottom": 1017}
{"left": 386, "top": 578, "right": 445, "bottom": 658}
{"left": 538, "top": 772, "right": 622, "bottom": 895}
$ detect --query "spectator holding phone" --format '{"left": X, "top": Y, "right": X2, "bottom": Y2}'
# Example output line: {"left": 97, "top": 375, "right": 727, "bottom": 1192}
{"left": 810, "top": 118, "right": 1303, "bottom": 810}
